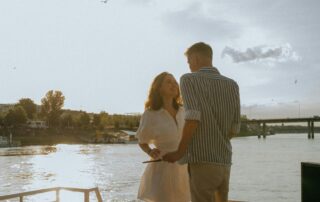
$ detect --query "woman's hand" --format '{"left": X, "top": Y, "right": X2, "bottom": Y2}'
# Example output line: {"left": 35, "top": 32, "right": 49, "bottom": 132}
{"left": 148, "top": 148, "right": 161, "bottom": 159}
{"left": 138, "top": 144, "right": 161, "bottom": 159}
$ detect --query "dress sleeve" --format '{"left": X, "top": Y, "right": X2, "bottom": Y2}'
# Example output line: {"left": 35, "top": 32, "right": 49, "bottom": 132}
{"left": 136, "top": 110, "right": 155, "bottom": 144}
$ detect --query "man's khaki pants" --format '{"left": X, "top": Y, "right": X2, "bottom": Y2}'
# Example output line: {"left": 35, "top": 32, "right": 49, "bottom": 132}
{"left": 188, "top": 163, "right": 231, "bottom": 202}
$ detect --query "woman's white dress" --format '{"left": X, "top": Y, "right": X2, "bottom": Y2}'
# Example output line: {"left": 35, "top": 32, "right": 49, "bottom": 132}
{"left": 136, "top": 107, "right": 191, "bottom": 202}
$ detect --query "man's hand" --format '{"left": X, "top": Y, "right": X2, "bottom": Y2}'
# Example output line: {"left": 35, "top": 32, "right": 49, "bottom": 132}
{"left": 162, "top": 150, "right": 184, "bottom": 163}
{"left": 148, "top": 148, "right": 161, "bottom": 159}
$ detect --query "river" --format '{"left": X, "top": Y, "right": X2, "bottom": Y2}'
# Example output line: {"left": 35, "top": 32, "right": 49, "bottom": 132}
{"left": 0, "top": 133, "right": 319, "bottom": 202}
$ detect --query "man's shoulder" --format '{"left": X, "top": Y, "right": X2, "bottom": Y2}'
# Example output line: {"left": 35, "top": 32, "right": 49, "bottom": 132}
{"left": 224, "top": 76, "right": 238, "bottom": 84}
{"left": 219, "top": 75, "right": 239, "bottom": 88}
{"left": 181, "top": 72, "right": 196, "bottom": 79}
{"left": 180, "top": 72, "right": 200, "bottom": 83}
{"left": 180, "top": 72, "right": 239, "bottom": 89}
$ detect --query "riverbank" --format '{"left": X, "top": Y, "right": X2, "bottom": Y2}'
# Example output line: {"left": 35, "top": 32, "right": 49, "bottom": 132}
{"left": 238, "top": 125, "right": 320, "bottom": 137}
{"left": 0, "top": 127, "right": 137, "bottom": 146}
{"left": 2, "top": 125, "right": 318, "bottom": 146}
{"left": 1, "top": 128, "right": 98, "bottom": 146}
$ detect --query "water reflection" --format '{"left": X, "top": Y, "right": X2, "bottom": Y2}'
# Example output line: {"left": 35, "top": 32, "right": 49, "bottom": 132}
{"left": 78, "top": 145, "right": 102, "bottom": 155}
{"left": 0, "top": 134, "right": 319, "bottom": 201}
{"left": 0, "top": 146, "right": 57, "bottom": 156}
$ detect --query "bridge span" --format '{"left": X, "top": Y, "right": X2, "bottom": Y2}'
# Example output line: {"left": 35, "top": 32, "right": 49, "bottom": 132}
{"left": 243, "top": 116, "right": 320, "bottom": 139}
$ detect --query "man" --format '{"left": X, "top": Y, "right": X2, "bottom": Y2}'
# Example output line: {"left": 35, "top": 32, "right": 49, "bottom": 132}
{"left": 163, "top": 42, "right": 240, "bottom": 202}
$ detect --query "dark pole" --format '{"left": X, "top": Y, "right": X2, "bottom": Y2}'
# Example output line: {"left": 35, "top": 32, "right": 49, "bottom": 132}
{"left": 308, "top": 121, "right": 311, "bottom": 139}
{"left": 311, "top": 121, "right": 314, "bottom": 139}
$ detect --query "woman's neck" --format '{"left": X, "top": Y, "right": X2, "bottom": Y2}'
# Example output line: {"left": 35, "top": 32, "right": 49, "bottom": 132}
{"left": 162, "top": 97, "right": 175, "bottom": 111}
{"left": 162, "top": 96, "right": 178, "bottom": 124}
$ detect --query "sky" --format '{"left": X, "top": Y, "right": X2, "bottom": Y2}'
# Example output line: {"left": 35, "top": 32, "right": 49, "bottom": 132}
{"left": 1, "top": 0, "right": 320, "bottom": 118}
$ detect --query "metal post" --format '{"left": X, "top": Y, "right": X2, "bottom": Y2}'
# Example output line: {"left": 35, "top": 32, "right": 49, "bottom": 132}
{"left": 9, "top": 132, "right": 13, "bottom": 146}
{"left": 84, "top": 191, "right": 89, "bottom": 202}
{"left": 94, "top": 188, "right": 103, "bottom": 202}
{"left": 311, "top": 122, "right": 314, "bottom": 139}
{"left": 308, "top": 121, "right": 311, "bottom": 139}
{"left": 20, "top": 196, "right": 23, "bottom": 202}
{"left": 56, "top": 188, "right": 60, "bottom": 202}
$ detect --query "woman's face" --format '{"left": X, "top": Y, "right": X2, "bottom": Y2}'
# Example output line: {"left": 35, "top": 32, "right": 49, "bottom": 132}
{"left": 159, "top": 74, "right": 179, "bottom": 98}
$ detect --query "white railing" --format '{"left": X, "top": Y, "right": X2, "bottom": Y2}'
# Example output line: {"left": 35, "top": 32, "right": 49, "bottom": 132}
{"left": 0, "top": 187, "right": 103, "bottom": 202}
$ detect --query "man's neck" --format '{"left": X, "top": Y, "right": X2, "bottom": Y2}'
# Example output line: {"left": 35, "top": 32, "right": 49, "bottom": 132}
{"left": 193, "top": 64, "right": 213, "bottom": 72}
{"left": 201, "top": 64, "right": 213, "bottom": 68}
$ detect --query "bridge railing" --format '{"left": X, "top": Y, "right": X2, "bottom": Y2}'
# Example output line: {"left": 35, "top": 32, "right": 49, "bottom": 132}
{"left": 0, "top": 186, "right": 103, "bottom": 202}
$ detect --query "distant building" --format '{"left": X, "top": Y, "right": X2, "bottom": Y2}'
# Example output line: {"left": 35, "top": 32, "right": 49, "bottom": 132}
{"left": 119, "top": 130, "right": 138, "bottom": 143}
{"left": 94, "top": 131, "right": 125, "bottom": 143}
{"left": 124, "top": 112, "right": 142, "bottom": 116}
{"left": 27, "top": 120, "right": 48, "bottom": 129}
{"left": 0, "top": 104, "right": 15, "bottom": 114}
{"left": 0, "top": 136, "right": 9, "bottom": 147}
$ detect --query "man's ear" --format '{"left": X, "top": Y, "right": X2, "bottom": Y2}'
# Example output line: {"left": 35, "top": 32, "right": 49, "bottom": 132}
{"left": 194, "top": 54, "right": 200, "bottom": 65}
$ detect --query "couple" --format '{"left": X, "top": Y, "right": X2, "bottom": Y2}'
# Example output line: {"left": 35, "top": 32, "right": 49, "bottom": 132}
{"left": 136, "top": 42, "right": 241, "bottom": 202}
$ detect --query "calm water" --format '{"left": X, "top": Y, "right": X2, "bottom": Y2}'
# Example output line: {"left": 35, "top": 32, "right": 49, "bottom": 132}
{"left": 0, "top": 133, "right": 319, "bottom": 202}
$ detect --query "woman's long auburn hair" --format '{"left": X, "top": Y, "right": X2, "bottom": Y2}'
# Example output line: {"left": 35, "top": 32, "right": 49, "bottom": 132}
{"left": 145, "top": 72, "right": 182, "bottom": 111}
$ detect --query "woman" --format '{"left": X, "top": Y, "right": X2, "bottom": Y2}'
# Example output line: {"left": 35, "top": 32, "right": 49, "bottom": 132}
{"left": 136, "top": 72, "right": 191, "bottom": 202}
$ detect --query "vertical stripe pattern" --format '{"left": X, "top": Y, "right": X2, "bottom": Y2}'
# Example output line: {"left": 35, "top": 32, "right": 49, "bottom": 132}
{"left": 179, "top": 67, "right": 240, "bottom": 165}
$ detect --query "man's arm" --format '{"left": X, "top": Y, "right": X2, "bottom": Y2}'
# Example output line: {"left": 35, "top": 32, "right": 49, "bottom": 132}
{"left": 162, "top": 120, "right": 199, "bottom": 163}
{"left": 228, "top": 126, "right": 238, "bottom": 139}
{"left": 229, "top": 83, "right": 241, "bottom": 139}
{"left": 163, "top": 75, "right": 201, "bottom": 163}
{"left": 177, "top": 120, "right": 199, "bottom": 154}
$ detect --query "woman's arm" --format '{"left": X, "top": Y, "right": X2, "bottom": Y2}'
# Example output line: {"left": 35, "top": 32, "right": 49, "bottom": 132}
{"left": 139, "top": 143, "right": 161, "bottom": 159}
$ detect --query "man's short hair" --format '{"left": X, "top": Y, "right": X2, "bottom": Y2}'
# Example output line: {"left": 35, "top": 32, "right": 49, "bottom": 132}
{"left": 185, "top": 42, "right": 213, "bottom": 59}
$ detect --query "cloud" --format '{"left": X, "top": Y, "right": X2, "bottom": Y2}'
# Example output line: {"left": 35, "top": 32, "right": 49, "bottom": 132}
{"left": 162, "top": 3, "right": 241, "bottom": 40}
{"left": 221, "top": 44, "right": 301, "bottom": 63}
{"left": 241, "top": 101, "right": 320, "bottom": 119}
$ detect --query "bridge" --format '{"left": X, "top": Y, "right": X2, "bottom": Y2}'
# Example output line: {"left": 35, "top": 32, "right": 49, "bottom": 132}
{"left": 243, "top": 116, "right": 320, "bottom": 139}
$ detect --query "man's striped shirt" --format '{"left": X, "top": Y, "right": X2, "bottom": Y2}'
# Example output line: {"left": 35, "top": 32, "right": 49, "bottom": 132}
{"left": 179, "top": 67, "right": 240, "bottom": 166}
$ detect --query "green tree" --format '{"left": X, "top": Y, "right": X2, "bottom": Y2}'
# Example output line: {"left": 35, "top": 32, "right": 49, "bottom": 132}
{"left": 4, "top": 106, "right": 28, "bottom": 127}
{"left": 241, "top": 115, "right": 248, "bottom": 120}
{"left": 92, "top": 114, "right": 101, "bottom": 128}
{"left": 0, "top": 115, "right": 4, "bottom": 127}
{"left": 124, "top": 119, "right": 130, "bottom": 128}
{"left": 61, "top": 114, "right": 74, "bottom": 128}
{"left": 99, "top": 111, "right": 110, "bottom": 126}
{"left": 239, "top": 115, "right": 249, "bottom": 136}
{"left": 135, "top": 119, "right": 140, "bottom": 127}
{"left": 78, "top": 112, "right": 90, "bottom": 128}
{"left": 114, "top": 120, "right": 120, "bottom": 130}
{"left": 128, "top": 121, "right": 134, "bottom": 129}
{"left": 41, "top": 90, "right": 65, "bottom": 127}
{"left": 17, "top": 98, "right": 37, "bottom": 119}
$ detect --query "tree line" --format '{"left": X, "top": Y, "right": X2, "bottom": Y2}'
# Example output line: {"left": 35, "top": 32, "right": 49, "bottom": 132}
{"left": 0, "top": 90, "right": 140, "bottom": 130}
